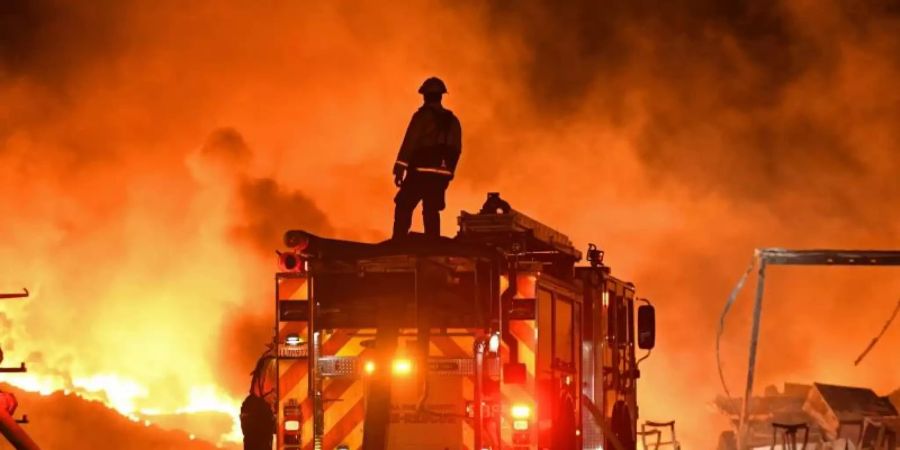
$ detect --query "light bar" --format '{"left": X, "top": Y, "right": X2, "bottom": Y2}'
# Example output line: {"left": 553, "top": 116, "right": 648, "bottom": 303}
{"left": 315, "top": 356, "right": 475, "bottom": 377}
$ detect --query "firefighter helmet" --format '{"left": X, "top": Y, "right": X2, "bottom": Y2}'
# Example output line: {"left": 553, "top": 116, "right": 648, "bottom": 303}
{"left": 418, "top": 77, "right": 447, "bottom": 94}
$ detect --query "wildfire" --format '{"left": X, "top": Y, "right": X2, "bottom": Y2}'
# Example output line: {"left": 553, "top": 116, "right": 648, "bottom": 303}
{"left": 3, "top": 372, "right": 242, "bottom": 445}
{"left": 1, "top": 1, "right": 899, "bottom": 448}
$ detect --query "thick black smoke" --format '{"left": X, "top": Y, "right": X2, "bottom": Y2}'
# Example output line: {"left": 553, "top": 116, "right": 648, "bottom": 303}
{"left": 197, "top": 127, "right": 332, "bottom": 394}
{"left": 485, "top": 0, "right": 900, "bottom": 222}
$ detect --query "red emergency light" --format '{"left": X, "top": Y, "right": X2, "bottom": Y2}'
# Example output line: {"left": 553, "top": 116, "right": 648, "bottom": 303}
{"left": 277, "top": 250, "right": 305, "bottom": 273}
{"left": 283, "top": 399, "right": 301, "bottom": 446}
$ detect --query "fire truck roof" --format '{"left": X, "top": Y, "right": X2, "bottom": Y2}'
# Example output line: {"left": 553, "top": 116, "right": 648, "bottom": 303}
{"left": 284, "top": 193, "right": 583, "bottom": 264}
{"left": 284, "top": 230, "right": 498, "bottom": 261}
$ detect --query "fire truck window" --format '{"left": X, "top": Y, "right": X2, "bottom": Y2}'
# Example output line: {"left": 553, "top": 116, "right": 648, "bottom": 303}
{"left": 574, "top": 302, "right": 582, "bottom": 375}
{"left": 606, "top": 290, "right": 617, "bottom": 340}
{"left": 555, "top": 298, "right": 573, "bottom": 365}
{"left": 537, "top": 288, "right": 553, "bottom": 376}
{"left": 617, "top": 295, "right": 628, "bottom": 343}
{"left": 626, "top": 296, "right": 635, "bottom": 343}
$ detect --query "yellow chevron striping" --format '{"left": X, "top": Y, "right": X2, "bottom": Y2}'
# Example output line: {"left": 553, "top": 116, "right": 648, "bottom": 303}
{"left": 322, "top": 378, "right": 365, "bottom": 443}
{"left": 277, "top": 276, "right": 308, "bottom": 300}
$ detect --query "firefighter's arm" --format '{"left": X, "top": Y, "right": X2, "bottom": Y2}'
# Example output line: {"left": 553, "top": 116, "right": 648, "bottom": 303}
{"left": 394, "top": 112, "right": 422, "bottom": 176}
{"left": 446, "top": 117, "right": 463, "bottom": 177}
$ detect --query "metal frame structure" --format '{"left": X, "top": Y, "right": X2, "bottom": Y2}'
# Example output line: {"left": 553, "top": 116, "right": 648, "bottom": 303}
{"left": 735, "top": 249, "right": 900, "bottom": 449}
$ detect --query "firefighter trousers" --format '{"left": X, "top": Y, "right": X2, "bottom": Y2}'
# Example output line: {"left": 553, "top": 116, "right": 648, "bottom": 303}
{"left": 392, "top": 171, "right": 450, "bottom": 239}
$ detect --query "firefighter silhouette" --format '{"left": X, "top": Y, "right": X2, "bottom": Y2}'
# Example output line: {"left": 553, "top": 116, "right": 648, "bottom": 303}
{"left": 241, "top": 353, "right": 276, "bottom": 450}
{"left": 392, "top": 76, "right": 462, "bottom": 239}
{"left": 240, "top": 393, "right": 275, "bottom": 450}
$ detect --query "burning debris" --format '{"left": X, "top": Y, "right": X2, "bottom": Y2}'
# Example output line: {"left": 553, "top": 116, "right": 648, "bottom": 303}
{"left": 717, "top": 249, "right": 900, "bottom": 449}
{"left": 716, "top": 382, "right": 900, "bottom": 450}
{"left": 0, "top": 383, "right": 236, "bottom": 450}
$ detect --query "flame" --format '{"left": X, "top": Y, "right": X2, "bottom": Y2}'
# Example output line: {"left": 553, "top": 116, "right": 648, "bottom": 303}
{"left": 73, "top": 374, "right": 149, "bottom": 415}
{"left": 177, "top": 386, "right": 243, "bottom": 443}
{"left": 3, "top": 372, "right": 242, "bottom": 445}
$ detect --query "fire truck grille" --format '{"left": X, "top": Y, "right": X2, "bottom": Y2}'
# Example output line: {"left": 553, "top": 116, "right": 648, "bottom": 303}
{"left": 318, "top": 356, "right": 357, "bottom": 377}
{"left": 427, "top": 358, "right": 475, "bottom": 375}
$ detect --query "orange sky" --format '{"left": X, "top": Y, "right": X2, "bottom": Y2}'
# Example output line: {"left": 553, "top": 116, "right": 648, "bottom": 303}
{"left": 1, "top": 1, "right": 899, "bottom": 447}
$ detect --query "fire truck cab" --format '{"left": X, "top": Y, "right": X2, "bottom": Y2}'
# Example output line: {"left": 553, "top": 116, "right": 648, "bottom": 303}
{"left": 268, "top": 193, "right": 656, "bottom": 450}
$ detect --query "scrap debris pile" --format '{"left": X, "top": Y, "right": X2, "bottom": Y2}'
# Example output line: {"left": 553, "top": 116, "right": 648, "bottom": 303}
{"left": 716, "top": 383, "right": 899, "bottom": 450}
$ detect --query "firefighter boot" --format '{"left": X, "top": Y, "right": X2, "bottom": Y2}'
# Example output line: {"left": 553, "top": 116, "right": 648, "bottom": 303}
{"left": 392, "top": 202, "right": 414, "bottom": 239}
{"left": 422, "top": 207, "right": 440, "bottom": 238}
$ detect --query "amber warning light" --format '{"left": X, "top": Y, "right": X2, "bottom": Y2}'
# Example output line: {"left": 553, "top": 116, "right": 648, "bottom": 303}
{"left": 283, "top": 399, "right": 301, "bottom": 445}
{"left": 361, "top": 358, "right": 414, "bottom": 376}
{"left": 392, "top": 358, "right": 413, "bottom": 375}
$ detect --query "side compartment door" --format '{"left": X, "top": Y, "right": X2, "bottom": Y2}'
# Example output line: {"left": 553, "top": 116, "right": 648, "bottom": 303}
{"left": 536, "top": 282, "right": 581, "bottom": 450}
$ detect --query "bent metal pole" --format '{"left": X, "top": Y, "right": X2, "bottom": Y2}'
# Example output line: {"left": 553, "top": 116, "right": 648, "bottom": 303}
{"left": 737, "top": 254, "right": 766, "bottom": 450}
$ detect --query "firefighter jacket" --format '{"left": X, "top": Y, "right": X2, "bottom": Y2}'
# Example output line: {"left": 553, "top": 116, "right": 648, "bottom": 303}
{"left": 394, "top": 103, "right": 462, "bottom": 177}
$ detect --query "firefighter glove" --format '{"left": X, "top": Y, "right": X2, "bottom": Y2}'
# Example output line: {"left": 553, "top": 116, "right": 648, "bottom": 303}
{"left": 393, "top": 164, "right": 406, "bottom": 187}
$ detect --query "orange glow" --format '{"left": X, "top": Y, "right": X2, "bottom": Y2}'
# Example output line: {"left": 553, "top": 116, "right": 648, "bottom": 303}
{"left": 1, "top": 2, "right": 899, "bottom": 449}
{"left": 363, "top": 360, "right": 376, "bottom": 375}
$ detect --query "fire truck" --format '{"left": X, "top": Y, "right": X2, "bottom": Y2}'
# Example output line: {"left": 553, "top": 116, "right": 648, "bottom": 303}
{"left": 264, "top": 193, "right": 657, "bottom": 450}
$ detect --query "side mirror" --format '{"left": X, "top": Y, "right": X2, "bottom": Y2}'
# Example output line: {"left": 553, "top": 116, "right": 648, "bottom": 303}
{"left": 637, "top": 304, "right": 656, "bottom": 350}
